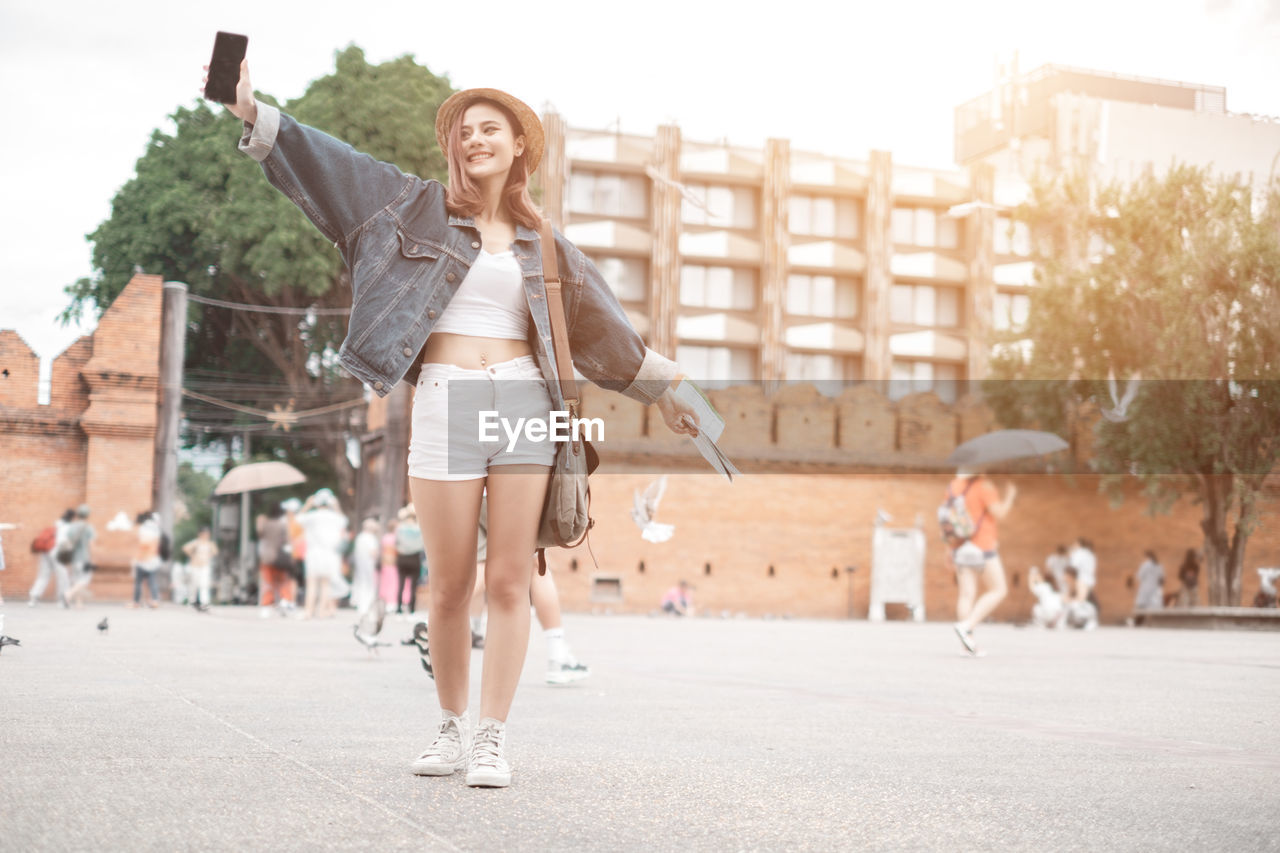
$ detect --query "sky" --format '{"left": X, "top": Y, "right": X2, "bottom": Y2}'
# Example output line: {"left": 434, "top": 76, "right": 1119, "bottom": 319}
{"left": 3, "top": 0, "right": 1280, "bottom": 369}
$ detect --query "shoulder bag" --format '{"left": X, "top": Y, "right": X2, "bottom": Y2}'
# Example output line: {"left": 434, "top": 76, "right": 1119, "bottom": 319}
{"left": 534, "top": 219, "right": 599, "bottom": 574}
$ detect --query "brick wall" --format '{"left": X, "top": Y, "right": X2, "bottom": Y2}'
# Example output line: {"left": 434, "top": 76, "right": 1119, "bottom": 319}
{"left": 543, "top": 468, "right": 1280, "bottom": 624}
{"left": 0, "top": 275, "right": 162, "bottom": 601}
{"left": 367, "top": 374, "right": 1279, "bottom": 624}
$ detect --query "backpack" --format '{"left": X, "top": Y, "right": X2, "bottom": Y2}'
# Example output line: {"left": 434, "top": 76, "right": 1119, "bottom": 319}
{"left": 937, "top": 478, "right": 984, "bottom": 548}
{"left": 31, "top": 526, "right": 57, "bottom": 554}
{"left": 159, "top": 532, "right": 173, "bottom": 562}
{"left": 395, "top": 524, "right": 423, "bottom": 556}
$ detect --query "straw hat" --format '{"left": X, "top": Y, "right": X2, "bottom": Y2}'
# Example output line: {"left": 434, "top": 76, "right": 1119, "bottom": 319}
{"left": 434, "top": 88, "right": 544, "bottom": 175}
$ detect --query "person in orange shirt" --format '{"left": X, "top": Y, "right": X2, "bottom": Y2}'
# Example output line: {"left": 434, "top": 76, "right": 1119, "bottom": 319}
{"left": 946, "top": 469, "right": 1017, "bottom": 655}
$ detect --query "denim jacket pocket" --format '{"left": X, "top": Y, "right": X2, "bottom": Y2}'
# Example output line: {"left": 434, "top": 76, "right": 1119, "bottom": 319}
{"left": 396, "top": 229, "right": 443, "bottom": 261}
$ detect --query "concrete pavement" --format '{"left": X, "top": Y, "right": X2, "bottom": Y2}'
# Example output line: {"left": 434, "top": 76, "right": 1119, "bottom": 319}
{"left": 1, "top": 604, "right": 1277, "bottom": 851}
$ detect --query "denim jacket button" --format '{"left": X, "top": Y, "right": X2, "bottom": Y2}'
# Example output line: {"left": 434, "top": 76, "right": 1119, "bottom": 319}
{"left": 446, "top": 272, "right": 456, "bottom": 282}
{"left": 374, "top": 381, "right": 384, "bottom": 391}
{"left": 471, "top": 241, "right": 481, "bottom": 249}
{"left": 428, "top": 310, "right": 437, "bottom": 319}
{"left": 402, "top": 347, "right": 413, "bottom": 357}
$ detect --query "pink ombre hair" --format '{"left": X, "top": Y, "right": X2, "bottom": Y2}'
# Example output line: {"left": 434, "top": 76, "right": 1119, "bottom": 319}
{"left": 443, "top": 99, "right": 542, "bottom": 230}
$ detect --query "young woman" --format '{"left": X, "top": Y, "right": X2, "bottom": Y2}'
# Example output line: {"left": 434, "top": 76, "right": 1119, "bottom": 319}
{"left": 946, "top": 469, "right": 1017, "bottom": 655}
{"left": 211, "top": 60, "right": 698, "bottom": 787}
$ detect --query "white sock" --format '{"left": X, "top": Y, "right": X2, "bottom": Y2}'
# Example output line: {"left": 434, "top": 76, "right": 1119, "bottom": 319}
{"left": 545, "top": 628, "right": 568, "bottom": 663}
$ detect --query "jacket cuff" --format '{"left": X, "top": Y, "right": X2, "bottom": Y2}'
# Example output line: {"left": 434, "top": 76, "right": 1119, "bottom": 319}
{"left": 237, "top": 101, "right": 280, "bottom": 162}
{"left": 620, "top": 348, "right": 680, "bottom": 405}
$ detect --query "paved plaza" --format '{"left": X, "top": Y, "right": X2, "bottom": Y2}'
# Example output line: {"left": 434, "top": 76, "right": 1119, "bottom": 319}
{"left": 1, "top": 604, "right": 1277, "bottom": 852}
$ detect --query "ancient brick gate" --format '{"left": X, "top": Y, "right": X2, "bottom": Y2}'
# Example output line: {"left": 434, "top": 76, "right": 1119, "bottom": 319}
{"left": 1, "top": 274, "right": 163, "bottom": 601}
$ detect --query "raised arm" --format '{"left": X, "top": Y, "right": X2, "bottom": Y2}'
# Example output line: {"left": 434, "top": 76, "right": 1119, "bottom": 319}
{"left": 207, "top": 59, "right": 416, "bottom": 249}
{"left": 561, "top": 237, "right": 699, "bottom": 436}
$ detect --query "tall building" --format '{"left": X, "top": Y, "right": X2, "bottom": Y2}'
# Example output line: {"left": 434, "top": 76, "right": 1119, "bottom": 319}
{"left": 536, "top": 113, "right": 1013, "bottom": 401}
{"left": 956, "top": 63, "right": 1280, "bottom": 191}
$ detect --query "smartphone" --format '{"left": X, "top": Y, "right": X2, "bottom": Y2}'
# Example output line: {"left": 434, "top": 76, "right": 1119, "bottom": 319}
{"left": 204, "top": 31, "right": 248, "bottom": 104}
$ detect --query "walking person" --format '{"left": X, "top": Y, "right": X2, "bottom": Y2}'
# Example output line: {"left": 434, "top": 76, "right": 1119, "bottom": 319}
{"left": 394, "top": 506, "right": 424, "bottom": 616}
{"left": 945, "top": 470, "right": 1017, "bottom": 655}
{"left": 350, "top": 518, "right": 381, "bottom": 616}
{"left": 256, "top": 504, "right": 294, "bottom": 617}
{"left": 182, "top": 527, "right": 218, "bottom": 611}
{"left": 215, "top": 62, "right": 698, "bottom": 787}
{"left": 63, "top": 505, "right": 97, "bottom": 609}
{"left": 1177, "top": 549, "right": 1201, "bottom": 607}
{"left": 128, "top": 512, "right": 163, "bottom": 609}
{"left": 28, "top": 509, "right": 74, "bottom": 607}
{"left": 378, "top": 519, "right": 401, "bottom": 608}
{"left": 298, "top": 489, "right": 348, "bottom": 620}
{"left": 1133, "top": 549, "right": 1164, "bottom": 615}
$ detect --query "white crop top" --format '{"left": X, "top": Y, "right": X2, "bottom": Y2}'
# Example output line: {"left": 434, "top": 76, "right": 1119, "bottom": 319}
{"left": 431, "top": 249, "right": 528, "bottom": 339}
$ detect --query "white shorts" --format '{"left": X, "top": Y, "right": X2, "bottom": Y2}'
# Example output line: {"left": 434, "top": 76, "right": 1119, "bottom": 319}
{"left": 407, "top": 355, "right": 557, "bottom": 481}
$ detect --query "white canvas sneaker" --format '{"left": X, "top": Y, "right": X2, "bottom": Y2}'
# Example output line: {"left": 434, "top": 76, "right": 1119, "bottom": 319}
{"left": 546, "top": 658, "right": 591, "bottom": 685}
{"left": 411, "top": 712, "right": 469, "bottom": 776}
{"left": 465, "top": 717, "right": 511, "bottom": 788}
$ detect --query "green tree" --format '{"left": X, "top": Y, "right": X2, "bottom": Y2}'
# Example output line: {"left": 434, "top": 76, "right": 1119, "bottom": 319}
{"left": 988, "top": 165, "right": 1280, "bottom": 605}
{"left": 174, "top": 461, "right": 218, "bottom": 549}
{"left": 64, "top": 46, "right": 454, "bottom": 499}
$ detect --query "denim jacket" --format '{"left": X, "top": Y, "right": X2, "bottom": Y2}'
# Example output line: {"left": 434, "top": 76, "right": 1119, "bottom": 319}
{"left": 237, "top": 102, "right": 678, "bottom": 407}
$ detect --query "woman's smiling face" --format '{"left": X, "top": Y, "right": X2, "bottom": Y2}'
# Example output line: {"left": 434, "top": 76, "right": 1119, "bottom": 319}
{"left": 458, "top": 101, "right": 525, "bottom": 184}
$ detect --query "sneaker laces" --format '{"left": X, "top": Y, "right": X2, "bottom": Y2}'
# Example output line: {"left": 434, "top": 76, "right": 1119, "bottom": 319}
{"left": 418, "top": 717, "right": 462, "bottom": 760}
{"left": 470, "top": 722, "right": 504, "bottom": 769}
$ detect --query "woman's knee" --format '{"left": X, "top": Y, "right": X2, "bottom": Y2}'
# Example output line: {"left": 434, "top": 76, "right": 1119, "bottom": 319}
{"left": 429, "top": 575, "right": 475, "bottom": 612}
{"left": 483, "top": 567, "right": 532, "bottom": 610}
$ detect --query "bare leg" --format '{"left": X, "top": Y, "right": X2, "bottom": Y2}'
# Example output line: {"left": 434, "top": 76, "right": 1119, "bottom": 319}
{"left": 959, "top": 556, "right": 1009, "bottom": 632}
{"left": 530, "top": 567, "right": 561, "bottom": 631}
{"left": 478, "top": 466, "right": 550, "bottom": 722}
{"left": 412, "top": 476, "right": 486, "bottom": 718}
{"left": 955, "top": 567, "right": 978, "bottom": 623}
{"left": 302, "top": 572, "right": 319, "bottom": 618}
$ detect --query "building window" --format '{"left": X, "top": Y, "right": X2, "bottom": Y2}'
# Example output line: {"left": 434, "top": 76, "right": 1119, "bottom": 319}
{"left": 890, "top": 283, "right": 961, "bottom": 328}
{"left": 568, "top": 170, "right": 648, "bottom": 218}
{"left": 587, "top": 255, "right": 647, "bottom": 305}
{"left": 676, "top": 345, "right": 757, "bottom": 384}
{"left": 892, "top": 206, "right": 959, "bottom": 249}
{"left": 789, "top": 194, "right": 861, "bottom": 238}
{"left": 682, "top": 182, "right": 758, "bottom": 229}
{"left": 889, "top": 361, "right": 961, "bottom": 403}
{"left": 680, "top": 265, "right": 757, "bottom": 311}
{"left": 994, "top": 216, "right": 1031, "bottom": 256}
{"left": 994, "top": 292, "right": 1030, "bottom": 332}
{"left": 786, "top": 274, "right": 858, "bottom": 319}
{"left": 786, "top": 352, "right": 861, "bottom": 383}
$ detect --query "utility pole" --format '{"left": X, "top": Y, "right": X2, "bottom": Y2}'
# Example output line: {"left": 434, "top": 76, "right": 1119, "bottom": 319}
{"left": 153, "top": 281, "right": 188, "bottom": 540}
{"left": 239, "top": 428, "right": 252, "bottom": 595}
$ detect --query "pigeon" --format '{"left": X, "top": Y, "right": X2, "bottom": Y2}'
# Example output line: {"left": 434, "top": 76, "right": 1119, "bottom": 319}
{"left": 0, "top": 635, "right": 20, "bottom": 655}
{"left": 1100, "top": 368, "right": 1141, "bottom": 423}
{"left": 352, "top": 600, "right": 390, "bottom": 655}
{"left": 630, "top": 475, "right": 674, "bottom": 543}
{"left": 97, "top": 617, "right": 109, "bottom": 634}
{"left": 353, "top": 626, "right": 392, "bottom": 654}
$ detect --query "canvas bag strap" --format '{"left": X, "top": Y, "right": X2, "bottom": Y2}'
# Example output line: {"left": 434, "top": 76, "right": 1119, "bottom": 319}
{"left": 538, "top": 218, "right": 579, "bottom": 412}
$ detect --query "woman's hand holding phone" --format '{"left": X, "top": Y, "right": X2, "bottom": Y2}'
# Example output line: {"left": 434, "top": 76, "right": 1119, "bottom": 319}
{"left": 201, "top": 59, "right": 256, "bottom": 125}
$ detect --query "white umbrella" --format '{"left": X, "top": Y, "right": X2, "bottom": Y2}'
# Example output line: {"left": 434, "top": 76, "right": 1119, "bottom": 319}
{"left": 946, "top": 429, "right": 1069, "bottom": 468}
{"left": 214, "top": 461, "right": 307, "bottom": 496}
